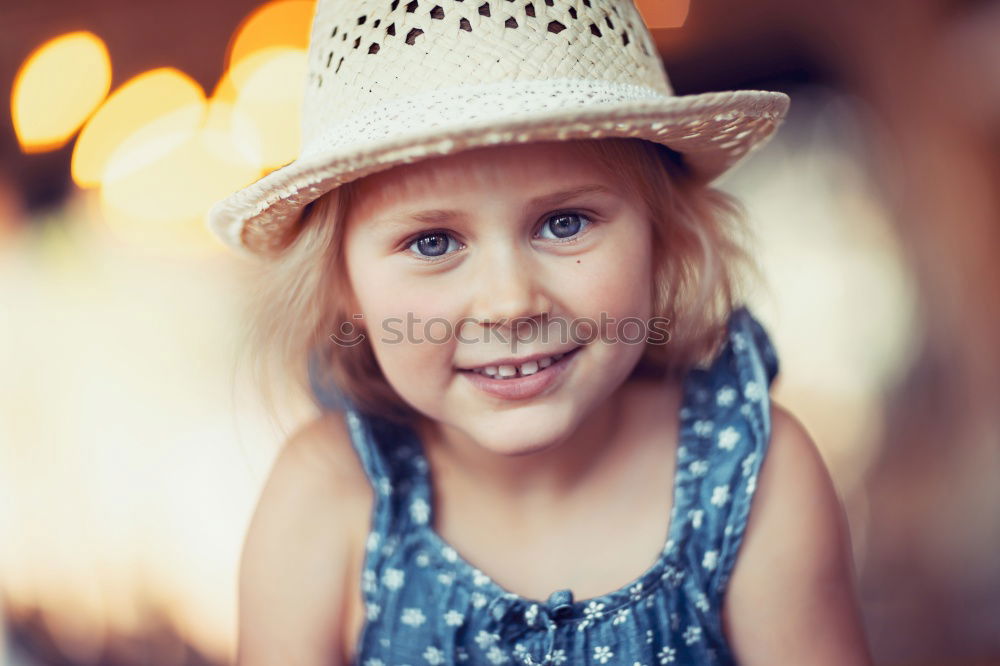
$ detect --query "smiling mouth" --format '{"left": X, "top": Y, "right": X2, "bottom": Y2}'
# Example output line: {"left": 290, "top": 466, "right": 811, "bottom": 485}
{"left": 457, "top": 346, "right": 583, "bottom": 379}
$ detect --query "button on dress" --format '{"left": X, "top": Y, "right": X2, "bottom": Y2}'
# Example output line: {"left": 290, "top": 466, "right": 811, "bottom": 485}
{"left": 309, "top": 305, "right": 780, "bottom": 666}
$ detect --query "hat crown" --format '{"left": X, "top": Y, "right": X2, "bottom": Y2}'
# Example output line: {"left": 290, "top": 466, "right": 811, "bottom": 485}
{"left": 300, "top": 0, "right": 671, "bottom": 147}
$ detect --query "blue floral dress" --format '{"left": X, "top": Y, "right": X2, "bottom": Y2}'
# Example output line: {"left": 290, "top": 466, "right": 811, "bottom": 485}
{"left": 310, "top": 305, "right": 779, "bottom": 666}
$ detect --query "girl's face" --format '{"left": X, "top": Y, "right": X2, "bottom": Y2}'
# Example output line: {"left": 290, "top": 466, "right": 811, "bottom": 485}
{"left": 342, "top": 141, "right": 654, "bottom": 455}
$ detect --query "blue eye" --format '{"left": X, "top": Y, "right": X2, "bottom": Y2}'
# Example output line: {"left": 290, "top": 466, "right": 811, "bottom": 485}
{"left": 407, "top": 231, "right": 462, "bottom": 258}
{"left": 538, "top": 212, "right": 592, "bottom": 240}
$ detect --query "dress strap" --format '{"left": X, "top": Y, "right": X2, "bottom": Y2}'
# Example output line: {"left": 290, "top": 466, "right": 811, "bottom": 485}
{"left": 307, "top": 347, "right": 393, "bottom": 487}
{"left": 673, "top": 305, "right": 780, "bottom": 614}
{"left": 306, "top": 349, "right": 417, "bottom": 570}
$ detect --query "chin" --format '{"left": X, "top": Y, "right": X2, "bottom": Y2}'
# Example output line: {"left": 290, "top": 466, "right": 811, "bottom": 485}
{"left": 468, "top": 419, "right": 573, "bottom": 456}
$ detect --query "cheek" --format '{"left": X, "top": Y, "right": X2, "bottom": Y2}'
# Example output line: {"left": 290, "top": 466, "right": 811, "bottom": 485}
{"left": 575, "top": 229, "right": 654, "bottom": 320}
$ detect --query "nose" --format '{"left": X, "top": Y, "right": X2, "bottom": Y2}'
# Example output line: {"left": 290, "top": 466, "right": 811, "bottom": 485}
{"left": 467, "top": 243, "right": 552, "bottom": 333}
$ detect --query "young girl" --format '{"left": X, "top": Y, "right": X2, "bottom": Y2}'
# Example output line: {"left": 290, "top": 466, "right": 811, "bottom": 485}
{"left": 209, "top": 0, "right": 874, "bottom": 664}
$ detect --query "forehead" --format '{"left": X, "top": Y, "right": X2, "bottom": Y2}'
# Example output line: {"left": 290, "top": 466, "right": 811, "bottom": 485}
{"left": 347, "top": 141, "right": 624, "bottom": 220}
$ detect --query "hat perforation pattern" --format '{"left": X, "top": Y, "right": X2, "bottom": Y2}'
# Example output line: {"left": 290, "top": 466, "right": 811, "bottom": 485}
{"left": 315, "top": 0, "right": 650, "bottom": 82}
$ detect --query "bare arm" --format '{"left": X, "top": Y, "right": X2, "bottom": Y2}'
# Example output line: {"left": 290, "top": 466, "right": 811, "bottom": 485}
{"left": 722, "top": 402, "right": 874, "bottom": 666}
{"left": 236, "top": 411, "right": 372, "bottom": 666}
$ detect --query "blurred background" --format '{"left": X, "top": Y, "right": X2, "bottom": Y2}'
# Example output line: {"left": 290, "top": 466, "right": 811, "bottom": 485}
{"left": 1, "top": 0, "right": 998, "bottom": 664}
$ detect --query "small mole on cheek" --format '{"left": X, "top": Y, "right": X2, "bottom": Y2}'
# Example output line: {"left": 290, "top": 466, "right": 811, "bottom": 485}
{"left": 576, "top": 260, "right": 581, "bottom": 263}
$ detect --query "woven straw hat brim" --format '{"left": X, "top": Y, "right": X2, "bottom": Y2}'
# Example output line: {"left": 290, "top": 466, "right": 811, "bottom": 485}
{"left": 208, "top": 87, "right": 788, "bottom": 257}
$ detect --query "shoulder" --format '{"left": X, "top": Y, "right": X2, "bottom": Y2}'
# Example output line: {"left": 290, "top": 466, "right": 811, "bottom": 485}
{"left": 237, "top": 410, "right": 373, "bottom": 666}
{"left": 245, "top": 410, "right": 373, "bottom": 531}
{"left": 720, "top": 400, "right": 873, "bottom": 665}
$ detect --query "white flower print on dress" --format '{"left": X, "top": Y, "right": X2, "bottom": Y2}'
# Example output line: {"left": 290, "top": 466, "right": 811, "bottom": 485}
{"left": 613, "top": 607, "right": 631, "bottom": 625}
{"left": 743, "top": 380, "right": 763, "bottom": 401}
{"left": 472, "top": 569, "right": 491, "bottom": 586}
{"left": 549, "top": 649, "right": 568, "bottom": 664}
{"left": 657, "top": 645, "right": 677, "bottom": 664}
{"left": 377, "top": 476, "right": 392, "bottom": 495}
{"left": 710, "top": 485, "right": 730, "bottom": 507}
{"left": 629, "top": 582, "right": 644, "bottom": 601}
{"left": 688, "top": 460, "right": 709, "bottom": 477}
{"left": 577, "top": 600, "right": 606, "bottom": 631}
{"left": 423, "top": 646, "right": 445, "bottom": 665}
{"left": 415, "top": 551, "right": 430, "bottom": 567}
{"left": 443, "top": 609, "right": 464, "bottom": 626}
{"left": 363, "top": 568, "right": 377, "bottom": 593}
{"left": 688, "top": 509, "right": 704, "bottom": 529}
{"left": 741, "top": 452, "right": 757, "bottom": 477}
{"left": 485, "top": 645, "right": 510, "bottom": 664}
{"left": 364, "top": 659, "right": 385, "bottom": 666}
{"left": 593, "top": 646, "right": 614, "bottom": 663}
{"left": 524, "top": 603, "right": 539, "bottom": 626}
{"left": 512, "top": 643, "right": 533, "bottom": 665}
{"left": 381, "top": 534, "right": 399, "bottom": 556}
{"left": 646, "top": 630, "right": 655, "bottom": 644}
{"left": 474, "top": 630, "right": 499, "bottom": 650}
{"left": 366, "top": 532, "right": 381, "bottom": 552}
{"left": 366, "top": 602, "right": 381, "bottom": 621}
{"left": 747, "top": 474, "right": 757, "bottom": 494}
{"left": 437, "top": 572, "right": 455, "bottom": 586}
{"left": 660, "top": 564, "right": 684, "bottom": 588}
{"left": 716, "top": 386, "right": 737, "bottom": 406}
{"left": 457, "top": 647, "right": 470, "bottom": 662}
{"left": 410, "top": 497, "right": 429, "bottom": 524}
{"left": 401, "top": 607, "right": 426, "bottom": 627}
{"left": 683, "top": 626, "right": 703, "bottom": 645}
{"left": 695, "top": 592, "right": 710, "bottom": 612}
{"left": 471, "top": 592, "right": 488, "bottom": 608}
{"left": 441, "top": 545, "right": 458, "bottom": 562}
{"left": 702, "top": 550, "right": 719, "bottom": 571}
{"left": 717, "top": 426, "right": 740, "bottom": 450}
{"left": 693, "top": 419, "right": 714, "bottom": 437}
{"left": 382, "top": 568, "right": 405, "bottom": 590}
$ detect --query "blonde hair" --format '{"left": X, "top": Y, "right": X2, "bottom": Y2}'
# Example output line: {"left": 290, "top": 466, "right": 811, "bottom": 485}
{"left": 242, "top": 138, "right": 761, "bottom": 427}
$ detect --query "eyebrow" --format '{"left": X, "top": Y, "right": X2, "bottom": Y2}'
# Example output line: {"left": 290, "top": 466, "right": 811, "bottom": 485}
{"left": 375, "top": 183, "right": 619, "bottom": 229}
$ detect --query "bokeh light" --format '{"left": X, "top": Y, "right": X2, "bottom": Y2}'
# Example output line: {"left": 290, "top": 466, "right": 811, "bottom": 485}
{"left": 11, "top": 31, "right": 112, "bottom": 154}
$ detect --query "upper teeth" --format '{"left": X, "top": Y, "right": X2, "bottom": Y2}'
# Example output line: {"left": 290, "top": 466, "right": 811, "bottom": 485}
{"left": 475, "top": 352, "right": 567, "bottom": 378}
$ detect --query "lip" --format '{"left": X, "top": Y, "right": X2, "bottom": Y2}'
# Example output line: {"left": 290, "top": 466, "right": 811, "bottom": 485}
{"left": 456, "top": 346, "right": 581, "bottom": 372}
{"left": 457, "top": 346, "right": 583, "bottom": 400}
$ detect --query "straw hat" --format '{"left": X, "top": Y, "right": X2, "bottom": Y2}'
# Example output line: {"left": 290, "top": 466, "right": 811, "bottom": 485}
{"left": 207, "top": 0, "right": 790, "bottom": 257}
